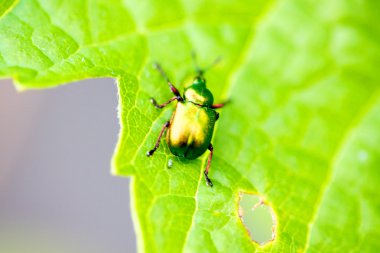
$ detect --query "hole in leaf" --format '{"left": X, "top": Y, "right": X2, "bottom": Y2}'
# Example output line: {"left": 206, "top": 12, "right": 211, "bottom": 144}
{"left": 238, "top": 192, "right": 276, "bottom": 245}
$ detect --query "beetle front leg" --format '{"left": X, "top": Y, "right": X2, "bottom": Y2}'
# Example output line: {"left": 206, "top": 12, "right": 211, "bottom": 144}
{"left": 153, "top": 63, "right": 183, "bottom": 101}
{"left": 150, "top": 97, "right": 178, "bottom": 109}
{"left": 147, "top": 121, "right": 170, "bottom": 157}
{"left": 211, "top": 103, "right": 227, "bottom": 109}
{"left": 204, "top": 143, "right": 214, "bottom": 187}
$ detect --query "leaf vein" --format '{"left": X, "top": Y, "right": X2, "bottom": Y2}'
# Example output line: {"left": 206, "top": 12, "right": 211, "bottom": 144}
{"left": 303, "top": 88, "right": 380, "bottom": 252}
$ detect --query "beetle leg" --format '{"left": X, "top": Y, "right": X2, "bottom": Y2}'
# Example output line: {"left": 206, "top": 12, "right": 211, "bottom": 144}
{"left": 204, "top": 144, "right": 214, "bottom": 187}
{"left": 153, "top": 63, "right": 183, "bottom": 101}
{"left": 147, "top": 121, "right": 170, "bottom": 157}
{"left": 150, "top": 97, "right": 178, "bottom": 109}
{"left": 211, "top": 103, "right": 227, "bottom": 109}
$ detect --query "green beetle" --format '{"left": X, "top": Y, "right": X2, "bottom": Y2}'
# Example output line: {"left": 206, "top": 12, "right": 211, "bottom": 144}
{"left": 147, "top": 55, "right": 226, "bottom": 187}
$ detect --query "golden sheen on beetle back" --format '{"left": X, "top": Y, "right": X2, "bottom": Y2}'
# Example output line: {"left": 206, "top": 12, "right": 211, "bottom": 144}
{"left": 168, "top": 102, "right": 217, "bottom": 160}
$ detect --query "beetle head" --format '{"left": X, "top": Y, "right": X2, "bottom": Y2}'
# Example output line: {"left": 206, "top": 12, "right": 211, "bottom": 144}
{"left": 184, "top": 77, "right": 214, "bottom": 106}
{"left": 192, "top": 76, "right": 206, "bottom": 86}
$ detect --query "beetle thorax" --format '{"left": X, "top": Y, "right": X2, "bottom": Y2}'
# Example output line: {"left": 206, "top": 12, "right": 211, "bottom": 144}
{"left": 184, "top": 85, "right": 214, "bottom": 106}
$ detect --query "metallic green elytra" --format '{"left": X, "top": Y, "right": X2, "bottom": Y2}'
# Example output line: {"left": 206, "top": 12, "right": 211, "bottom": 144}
{"left": 168, "top": 79, "right": 217, "bottom": 159}
{"left": 146, "top": 56, "right": 226, "bottom": 187}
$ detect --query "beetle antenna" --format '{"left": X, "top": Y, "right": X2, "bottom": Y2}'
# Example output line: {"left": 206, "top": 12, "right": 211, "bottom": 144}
{"left": 203, "top": 56, "right": 221, "bottom": 73}
{"left": 191, "top": 51, "right": 221, "bottom": 77}
{"left": 191, "top": 51, "right": 203, "bottom": 77}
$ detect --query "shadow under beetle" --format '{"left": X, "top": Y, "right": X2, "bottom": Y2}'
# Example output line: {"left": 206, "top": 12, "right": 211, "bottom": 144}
{"left": 146, "top": 54, "right": 226, "bottom": 187}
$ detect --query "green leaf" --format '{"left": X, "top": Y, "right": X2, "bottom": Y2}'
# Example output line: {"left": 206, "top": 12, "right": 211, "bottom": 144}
{"left": 1, "top": 0, "right": 379, "bottom": 252}
{"left": 0, "top": 0, "right": 18, "bottom": 18}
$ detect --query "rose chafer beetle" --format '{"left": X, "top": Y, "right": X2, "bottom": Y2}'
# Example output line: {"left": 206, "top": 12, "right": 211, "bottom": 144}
{"left": 147, "top": 54, "right": 226, "bottom": 187}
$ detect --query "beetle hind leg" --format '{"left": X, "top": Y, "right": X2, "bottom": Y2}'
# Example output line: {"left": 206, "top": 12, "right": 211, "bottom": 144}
{"left": 204, "top": 144, "right": 214, "bottom": 187}
{"left": 147, "top": 121, "right": 170, "bottom": 157}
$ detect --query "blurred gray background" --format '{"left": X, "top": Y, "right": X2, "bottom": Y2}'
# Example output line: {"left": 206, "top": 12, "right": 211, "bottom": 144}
{"left": 0, "top": 79, "right": 136, "bottom": 253}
